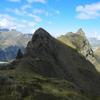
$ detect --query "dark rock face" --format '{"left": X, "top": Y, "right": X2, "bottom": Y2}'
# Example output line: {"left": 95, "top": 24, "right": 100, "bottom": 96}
{"left": 16, "top": 49, "right": 23, "bottom": 59}
{"left": 15, "top": 28, "right": 100, "bottom": 97}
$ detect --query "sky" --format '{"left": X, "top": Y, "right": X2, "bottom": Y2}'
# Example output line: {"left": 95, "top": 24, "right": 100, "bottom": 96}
{"left": 0, "top": 0, "right": 100, "bottom": 39}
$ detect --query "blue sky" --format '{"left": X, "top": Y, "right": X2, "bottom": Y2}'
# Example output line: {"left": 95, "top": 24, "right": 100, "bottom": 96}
{"left": 0, "top": 0, "right": 100, "bottom": 38}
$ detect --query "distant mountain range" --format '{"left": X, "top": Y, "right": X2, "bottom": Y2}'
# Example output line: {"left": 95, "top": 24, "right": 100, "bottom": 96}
{"left": 0, "top": 28, "right": 9, "bottom": 32}
{"left": 0, "top": 28, "right": 32, "bottom": 61}
{"left": 89, "top": 37, "right": 100, "bottom": 49}
{"left": 2, "top": 27, "right": 99, "bottom": 65}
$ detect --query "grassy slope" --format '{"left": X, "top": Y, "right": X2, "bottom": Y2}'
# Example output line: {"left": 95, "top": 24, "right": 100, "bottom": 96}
{"left": 0, "top": 69, "right": 91, "bottom": 100}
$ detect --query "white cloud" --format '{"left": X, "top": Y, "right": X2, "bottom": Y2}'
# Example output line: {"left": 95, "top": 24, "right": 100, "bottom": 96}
{"left": 0, "top": 14, "right": 16, "bottom": 29}
{"left": 6, "top": 8, "right": 42, "bottom": 22}
{"left": 76, "top": 2, "right": 100, "bottom": 19}
{"left": 88, "top": 32, "right": 100, "bottom": 40}
{"left": 55, "top": 10, "right": 60, "bottom": 14}
{"left": 21, "top": 4, "right": 32, "bottom": 10}
{"left": 34, "top": 0, "right": 46, "bottom": 3}
{"left": 0, "top": 14, "right": 37, "bottom": 33}
{"left": 26, "top": 0, "right": 46, "bottom": 4}
{"left": 33, "top": 9, "right": 45, "bottom": 14}
{"left": 31, "top": 29, "right": 35, "bottom": 33}
{"left": 7, "top": 0, "right": 20, "bottom": 2}
{"left": 28, "top": 13, "right": 42, "bottom": 22}
{"left": 48, "top": 21, "right": 52, "bottom": 24}
{"left": 6, "top": 8, "right": 27, "bottom": 16}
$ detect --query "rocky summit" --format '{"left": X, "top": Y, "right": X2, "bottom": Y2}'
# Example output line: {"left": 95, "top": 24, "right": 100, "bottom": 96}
{"left": 58, "top": 28, "right": 100, "bottom": 72}
{"left": 0, "top": 28, "right": 100, "bottom": 100}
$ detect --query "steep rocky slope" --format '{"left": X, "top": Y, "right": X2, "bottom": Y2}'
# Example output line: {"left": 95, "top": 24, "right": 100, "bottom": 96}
{"left": 0, "top": 28, "right": 100, "bottom": 100}
{"left": 58, "top": 28, "right": 100, "bottom": 72}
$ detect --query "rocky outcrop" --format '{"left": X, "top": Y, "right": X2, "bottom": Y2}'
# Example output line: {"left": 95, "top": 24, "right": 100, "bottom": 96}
{"left": 16, "top": 49, "right": 23, "bottom": 59}
{"left": 58, "top": 28, "right": 100, "bottom": 72}
{"left": 14, "top": 28, "right": 100, "bottom": 97}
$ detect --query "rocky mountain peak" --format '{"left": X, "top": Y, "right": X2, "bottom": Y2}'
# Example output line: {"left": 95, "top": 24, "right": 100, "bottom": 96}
{"left": 76, "top": 28, "right": 85, "bottom": 37}
{"left": 33, "top": 28, "right": 51, "bottom": 38}
{"left": 0, "top": 28, "right": 9, "bottom": 32}
{"left": 26, "top": 28, "right": 56, "bottom": 58}
{"left": 30, "top": 28, "right": 53, "bottom": 48}
{"left": 58, "top": 28, "right": 97, "bottom": 70}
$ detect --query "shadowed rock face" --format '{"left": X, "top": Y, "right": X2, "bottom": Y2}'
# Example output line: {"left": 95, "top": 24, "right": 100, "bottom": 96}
{"left": 15, "top": 28, "right": 100, "bottom": 97}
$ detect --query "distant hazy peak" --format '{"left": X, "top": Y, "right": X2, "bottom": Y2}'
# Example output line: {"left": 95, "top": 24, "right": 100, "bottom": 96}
{"left": 76, "top": 28, "right": 85, "bottom": 37}
{"left": 11, "top": 29, "right": 17, "bottom": 31}
{"left": 0, "top": 28, "right": 9, "bottom": 32}
{"left": 77, "top": 28, "right": 83, "bottom": 33}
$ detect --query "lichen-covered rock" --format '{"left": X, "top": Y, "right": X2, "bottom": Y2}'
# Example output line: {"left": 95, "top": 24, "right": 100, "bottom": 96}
{"left": 58, "top": 28, "right": 100, "bottom": 72}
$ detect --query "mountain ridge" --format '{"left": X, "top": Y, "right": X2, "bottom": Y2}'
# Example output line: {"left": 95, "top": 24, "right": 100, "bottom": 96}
{"left": 14, "top": 28, "right": 100, "bottom": 96}
{"left": 0, "top": 28, "right": 100, "bottom": 100}
{"left": 58, "top": 28, "right": 100, "bottom": 72}
{"left": 0, "top": 29, "right": 32, "bottom": 61}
